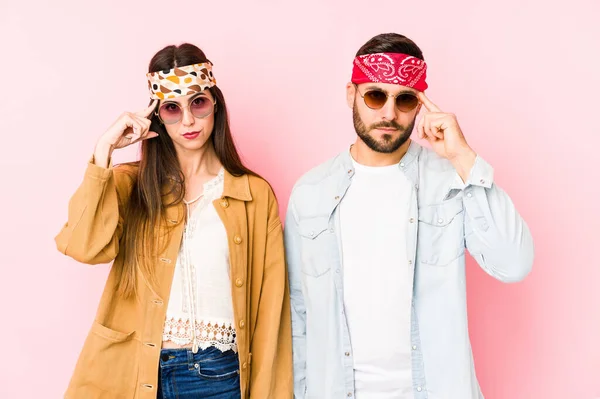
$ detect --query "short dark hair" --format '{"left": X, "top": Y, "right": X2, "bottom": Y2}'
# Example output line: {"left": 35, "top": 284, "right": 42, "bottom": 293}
{"left": 356, "top": 33, "right": 424, "bottom": 60}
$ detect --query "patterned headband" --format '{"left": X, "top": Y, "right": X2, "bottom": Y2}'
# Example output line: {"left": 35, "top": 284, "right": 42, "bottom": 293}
{"left": 351, "top": 53, "right": 428, "bottom": 91}
{"left": 147, "top": 62, "right": 217, "bottom": 100}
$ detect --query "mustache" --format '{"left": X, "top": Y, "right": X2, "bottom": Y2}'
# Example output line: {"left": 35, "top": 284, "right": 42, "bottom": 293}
{"left": 369, "top": 121, "right": 405, "bottom": 131}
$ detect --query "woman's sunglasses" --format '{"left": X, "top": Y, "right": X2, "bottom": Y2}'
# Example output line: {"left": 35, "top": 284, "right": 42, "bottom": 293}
{"left": 354, "top": 84, "right": 420, "bottom": 113}
{"left": 156, "top": 95, "right": 216, "bottom": 125}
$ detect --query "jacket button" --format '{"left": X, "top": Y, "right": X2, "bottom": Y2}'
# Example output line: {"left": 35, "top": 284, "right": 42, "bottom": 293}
{"left": 242, "top": 362, "right": 248, "bottom": 369}
{"left": 220, "top": 199, "right": 229, "bottom": 208}
{"left": 239, "top": 320, "right": 246, "bottom": 329}
{"left": 234, "top": 235, "right": 242, "bottom": 244}
{"left": 235, "top": 278, "right": 244, "bottom": 287}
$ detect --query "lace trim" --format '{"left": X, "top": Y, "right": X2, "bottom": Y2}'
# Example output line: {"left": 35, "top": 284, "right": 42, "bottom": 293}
{"left": 163, "top": 318, "right": 237, "bottom": 353}
{"left": 203, "top": 168, "right": 225, "bottom": 192}
{"left": 183, "top": 168, "right": 225, "bottom": 238}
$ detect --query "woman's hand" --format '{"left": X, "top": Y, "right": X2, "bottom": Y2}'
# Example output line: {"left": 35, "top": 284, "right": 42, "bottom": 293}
{"left": 93, "top": 100, "right": 159, "bottom": 167}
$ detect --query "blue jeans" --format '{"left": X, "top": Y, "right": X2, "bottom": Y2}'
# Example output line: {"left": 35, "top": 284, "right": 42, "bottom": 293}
{"left": 157, "top": 346, "right": 241, "bottom": 399}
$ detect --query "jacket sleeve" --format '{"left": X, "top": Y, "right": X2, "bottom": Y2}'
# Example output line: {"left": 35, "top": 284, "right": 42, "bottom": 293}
{"left": 462, "top": 156, "right": 535, "bottom": 282}
{"left": 284, "top": 196, "right": 307, "bottom": 398}
{"left": 55, "top": 160, "right": 135, "bottom": 265}
{"left": 249, "top": 189, "right": 293, "bottom": 398}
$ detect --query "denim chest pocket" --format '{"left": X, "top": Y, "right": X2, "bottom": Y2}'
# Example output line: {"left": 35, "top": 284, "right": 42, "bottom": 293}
{"left": 298, "top": 217, "right": 335, "bottom": 277}
{"left": 417, "top": 198, "right": 465, "bottom": 266}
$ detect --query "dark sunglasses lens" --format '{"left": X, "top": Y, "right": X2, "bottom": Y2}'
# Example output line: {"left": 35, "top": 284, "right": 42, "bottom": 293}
{"left": 190, "top": 96, "right": 214, "bottom": 118}
{"left": 396, "top": 93, "right": 419, "bottom": 112}
{"left": 363, "top": 90, "right": 387, "bottom": 109}
{"left": 159, "top": 103, "right": 182, "bottom": 124}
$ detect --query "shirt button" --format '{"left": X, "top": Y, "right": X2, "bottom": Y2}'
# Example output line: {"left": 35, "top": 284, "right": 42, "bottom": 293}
{"left": 345, "top": 352, "right": 350, "bottom": 356}
{"left": 438, "top": 218, "right": 444, "bottom": 224}
{"left": 348, "top": 169, "right": 353, "bottom": 174}
{"left": 329, "top": 228, "right": 334, "bottom": 233}
{"left": 336, "top": 269, "right": 341, "bottom": 273}
{"left": 309, "top": 231, "right": 315, "bottom": 237}
{"left": 335, "top": 196, "right": 340, "bottom": 201}
{"left": 347, "top": 393, "right": 353, "bottom": 397}
{"left": 235, "top": 278, "right": 244, "bottom": 287}
{"left": 467, "top": 192, "right": 473, "bottom": 198}
{"left": 239, "top": 320, "right": 246, "bottom": 329}
{"left": 409, "top": 218, "right": 415, "bottom": 223}
{"left": 412, "top": 345, "right": 417, "bottom": 350}
{"left": 408, "top": 260, "right": 413, "bottom": 265}
{"left": 480, "top": 179, "right": 486, "bottom": 184}
{"left": 417, "top": 386, "right": 423, "bottom": 392}
{"left": 220, "top": 199, "right": 229, "bottom": 208}
{"left": 234, "top": 235, "right": 242, "bottom": 244}
{"left": 400, "top": 162, "right": 405, "bottom": 167}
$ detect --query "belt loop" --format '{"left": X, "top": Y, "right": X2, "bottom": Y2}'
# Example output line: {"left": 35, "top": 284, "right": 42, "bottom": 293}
{"left": 187, "top": 348, "right": 195, "bottom": 370}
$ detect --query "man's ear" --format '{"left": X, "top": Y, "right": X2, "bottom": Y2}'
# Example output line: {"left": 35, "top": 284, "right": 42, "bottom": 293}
{"left": 346, "top": 82, "right": 356, "bottom": 109}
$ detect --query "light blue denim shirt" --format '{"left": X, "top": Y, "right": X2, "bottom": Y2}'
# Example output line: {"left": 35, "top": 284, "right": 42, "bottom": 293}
{"left": 284, "top": 141, "right": 534, "bottom": 399}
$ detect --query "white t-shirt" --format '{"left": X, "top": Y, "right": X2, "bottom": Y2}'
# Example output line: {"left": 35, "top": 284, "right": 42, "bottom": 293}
{"left": 340, "top": 157, "right": 414, "bottom": 399}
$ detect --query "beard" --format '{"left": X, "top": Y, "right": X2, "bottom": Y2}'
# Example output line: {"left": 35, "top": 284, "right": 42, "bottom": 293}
{"left": 352, "top": 104, "right": 416, "bottom": 154}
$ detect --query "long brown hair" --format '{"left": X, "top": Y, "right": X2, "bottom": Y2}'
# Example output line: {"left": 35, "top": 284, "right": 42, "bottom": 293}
{"left": 116, "top": 43, "right": 256, "bottom": 298}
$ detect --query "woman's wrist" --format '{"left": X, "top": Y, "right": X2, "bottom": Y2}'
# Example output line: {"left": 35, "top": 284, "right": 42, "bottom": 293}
{"left": 93, "top": 141, "right": 113, "bottom": 168}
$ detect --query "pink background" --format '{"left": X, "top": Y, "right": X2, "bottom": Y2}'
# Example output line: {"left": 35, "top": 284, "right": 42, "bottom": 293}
{"left": 1, "top": 1, "right": 598, "bottom": 398}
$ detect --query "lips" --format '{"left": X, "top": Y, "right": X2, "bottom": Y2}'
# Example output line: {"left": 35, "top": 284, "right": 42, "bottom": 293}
{"left": 373, "top": 127, "right": 398, "bottom": 133}
{"left": 182, "top": 131, "right": 200, "bottom": 140}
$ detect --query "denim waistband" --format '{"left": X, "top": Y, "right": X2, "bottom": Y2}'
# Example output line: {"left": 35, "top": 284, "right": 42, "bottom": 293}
{"left": 159, "top": 346, "right": 237, "bottom": 370}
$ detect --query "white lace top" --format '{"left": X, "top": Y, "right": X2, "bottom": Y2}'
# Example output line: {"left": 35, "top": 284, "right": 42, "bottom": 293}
{"left": 162, "top": 169, "right": 237, "bottom": 353}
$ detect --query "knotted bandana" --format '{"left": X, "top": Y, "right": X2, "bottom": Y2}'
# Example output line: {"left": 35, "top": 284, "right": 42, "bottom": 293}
{"left": 352, "top": 53, "right": 428, "bottom": 91}
{"left": 147, "top": 62, "right": 217, "bottom": 100}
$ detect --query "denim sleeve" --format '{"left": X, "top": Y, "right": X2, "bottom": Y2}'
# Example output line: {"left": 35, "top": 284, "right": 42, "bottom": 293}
{"left": 461, "top": 156, "right": 535, "bottom": 282}
{"left": 284, "top": 197, "right": 307, "bottom": 398}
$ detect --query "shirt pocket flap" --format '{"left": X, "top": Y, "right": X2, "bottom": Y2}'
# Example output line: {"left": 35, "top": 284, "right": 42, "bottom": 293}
{"left": 418, "top": 199, "right": 464, "bottom": 227}
{"left": 298, "top": 217, "right": 330, "bottom": 240}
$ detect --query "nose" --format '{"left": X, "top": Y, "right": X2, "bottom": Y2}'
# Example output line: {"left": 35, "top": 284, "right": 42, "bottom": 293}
{"left": 380, "top": 96, "right": 397, "bottom": 121}
{"left": 181, "top": 106, "right": 195, "bottom": 126}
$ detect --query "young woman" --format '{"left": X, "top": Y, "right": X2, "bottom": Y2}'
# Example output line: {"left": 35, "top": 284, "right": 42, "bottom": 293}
{"left": 55, "top": 43, "right": 292, "bottom": 399}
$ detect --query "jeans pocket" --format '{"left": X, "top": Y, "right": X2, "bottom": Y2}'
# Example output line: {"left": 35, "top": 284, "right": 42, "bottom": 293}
{"left": 197, "top": 350, "right": 240, "bottom": 381}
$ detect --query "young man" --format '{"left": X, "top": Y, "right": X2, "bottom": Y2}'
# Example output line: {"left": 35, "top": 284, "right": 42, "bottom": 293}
{"left": 285, "top": 33, "right": 534, "bottom": 399}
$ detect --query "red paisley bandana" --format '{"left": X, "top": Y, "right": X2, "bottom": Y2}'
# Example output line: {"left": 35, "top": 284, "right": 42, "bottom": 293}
{"left": 352, "top": 52, "right": 428, "bottom": 91}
